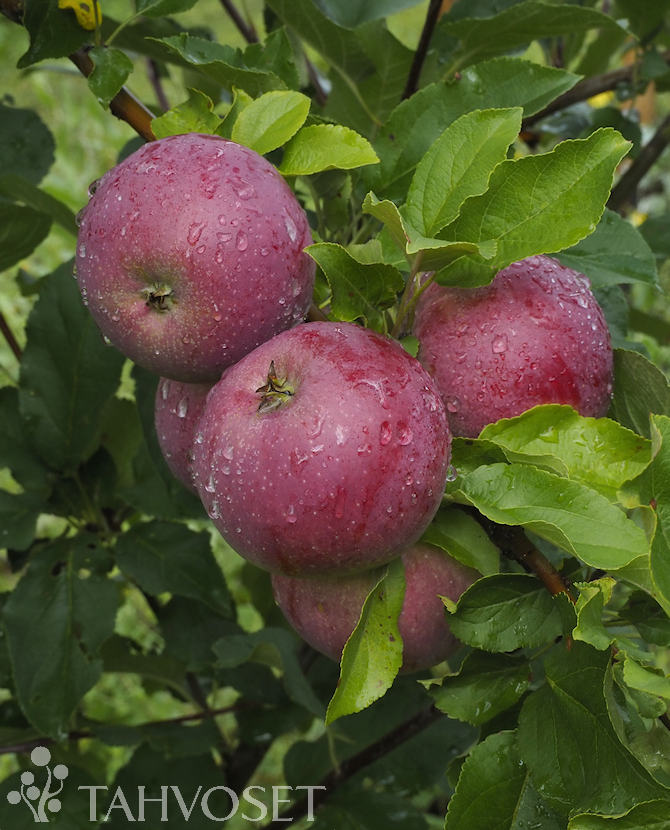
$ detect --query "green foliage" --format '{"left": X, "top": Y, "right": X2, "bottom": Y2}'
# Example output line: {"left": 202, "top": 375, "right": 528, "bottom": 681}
{"left": 1, "top": 0, "right": 670, "bottom": 825}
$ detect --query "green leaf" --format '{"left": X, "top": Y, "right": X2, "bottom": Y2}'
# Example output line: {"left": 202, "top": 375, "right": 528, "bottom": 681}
{"left": 0, "top": 387, "right": 52, "bottom": 494}
{"left": 0, "top": 204, "right": 51, "bottom": 272}
{"left": 115, "top": 521, "right": 232, "bottom": 616}
{"left": 652, "top": 502, "right": 670, "bottom": 617}
{"left": 439, "top": 0, "right": 627, "bottom": 71}
{"left": 151, "top": 34, "right": 287, "bottom": 96}
{"left": 136, "top": 0, "right": 198, "bottom": 16}
{"left": 231, "top": 90, "right": 310, "bottom": 155}
{"left": 609, "top": 350, "right": 670, "bottom": 439}
{"left": 3, "top": 535, "right": 119, "bottom": 739}
{"left": 213, "top": 627, "right": 324, "bottom": 716}
{"left": 623, "top": 654, "right": 670, "bottom": 702}
{"left": 152, "top": 88, "right": 221, "bottom": 138}
{"left": 573, "top": 578, "right": 617, "bottom": 650}
{"left": 439, "top": 129, "right": 631, "bottom": 284}
{"left": 216, "top": 87, "right": 253, "bottom": 140}
{"left": 370, "top": 58, "right": 581, "bottom": 200}
{"left": 315, "top": 790, "right": 429, "bottom": 830}
{"left": 569, "top": 802, "right": 670, "bottom": 829}
{"left": 280, "top": 124, "right": 379, "bottom": 176}
{"left": 518, "top": 643, "right": 665, "bottom": 817}
{"left": 421, "top": 506, "right": 500, "bottom": 575}
{"left": 0, "top": 491, "right": 42, "bottom": 551}
{"left": 449, "top": 462, "right": 649, "bottom": 570}
{"left": 445, "top": 573, "right": 572, "bottom": 652}
{"left": 430, "top": 652, "right": 530, "bottom": 725}
{"left": 306, "top": 242, "right": 403, "bottom": 330}
{"left": 405, "top": 108, "right": 522, "bottom": 237}
{"left": 87, "top": 46, "right": 134, "bottom": 109}
{"left": 19, "top": 262, "right": 125, "bottom": 471}
{"left": 556, "top": 209, "right": 658, "bottom": 288}
{"left": 18, "top": 0, "right": 90, "bottom": 68}
{"left": 479, "top": 406, "right": 652, "bottom": 501}
{"left": 446, "top": 730, "right": 562, "bottom": 830}
{"left": 326, "top": 558, "right": 405, "bottom": 724}
{"left": 313, "top": 0, "right": 424, "bottom": 28}
{"left": 0, "top": 103, "right": 55, "bottom": 185}
{"left": 0, "top": 174, "right": 78, "bottom": 236}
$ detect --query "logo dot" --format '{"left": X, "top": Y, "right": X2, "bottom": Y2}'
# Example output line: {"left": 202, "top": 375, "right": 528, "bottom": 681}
{"left": 30, "top": 746, "right": 51, "bottom": 767}
{"left": 53, "top": 764, "right": 69, "bottom": 781}
{"left": 7, "top": 790, "right": 20, "bottom": 805}
{"left": 48, "top": 798, "right": 62, "bottom": 814}
{"left": 20, "top": 771, "right": 35, "bottom": 786}
{"left": 26, "top": 785, "right": 40, "bottom": 801}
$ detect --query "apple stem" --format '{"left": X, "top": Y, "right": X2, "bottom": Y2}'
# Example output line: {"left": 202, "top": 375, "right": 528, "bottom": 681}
{"left": 256, "top": 361, "right": 295, "bottom": 413}
{"left": 141, "top": 283, "right": 175, "bottom": 312}
{"left": 390, "top": 254, "right": 426, "bottom": 339}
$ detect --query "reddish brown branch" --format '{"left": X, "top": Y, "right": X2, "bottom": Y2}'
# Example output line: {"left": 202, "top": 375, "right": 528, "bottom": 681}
{"left": 402, "top": 0, "right": 443, "bottom": 99}
{"left": 219, "top": 0, "right": 259, "bottom": 43}
{"left": 0, "top": 312, "right": 22, "bottom": 362}
{"left": 608, "top": 112, "right": 670, "bottom": 211}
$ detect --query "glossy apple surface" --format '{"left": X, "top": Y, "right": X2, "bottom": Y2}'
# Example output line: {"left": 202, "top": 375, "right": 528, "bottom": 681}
{"left": 193, "top": 321, "right": 451, "bottom": 575}
{"left": 413, "top": 255, "right": 613, "bottom": 437}
{"left": 272, "top": 543, "right": 477, "bottom": 673}
{"left": 76, "top": 133, "right": 315, "bottom": 382}
{"left": 154, "top": 378, "right": 211, "bottom": 492}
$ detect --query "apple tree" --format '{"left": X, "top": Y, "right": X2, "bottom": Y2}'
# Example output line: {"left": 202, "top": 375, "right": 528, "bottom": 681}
{"left": 0, "top": 0, "right": 670, "bottom": 827}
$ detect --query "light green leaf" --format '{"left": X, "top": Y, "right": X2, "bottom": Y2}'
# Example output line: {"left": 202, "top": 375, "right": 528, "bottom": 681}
{"left": 446, "top": 731, "right": 562, "bottom": 830}
{"left": 362, "top": 191, "right": 413, "bottom": 250}
{"left": 449, "top": 462, "right": 649, "bottom": 570}
{"left": 217, "top": 87, "right": 254, "bottom": 139}
{"left": 429, "top": 652, "right": 529, "bottom": 725}
{"left": 610, "top": 350, "right": 670, "bottom": 439}
{"left": 231, "top": 90, "right": 310, "bottom": 155}
{"left": 557, "top": 209, "right": 658, "bottom": 288}
{"left": 439, "top": 129, "right": 631, "bottom": 282}
{"left": 623, "top": 655, "right": 670, "bottom": 702}
{"left": 280, "top": 124, "right": 378, "bottom": 176}
{"left": 306, "top": 242, "right": 403, "bottom": 331}
{"left": 405, "top": 107, "right": 522, "bottom": 237}
{"left": 446, "top": 574, "right": 573, "bottom": 652}
{"left": 569, "top": 802, "right": 670, "bottom": 829}
{"left": 326, "top": 558, "right": 405, "bottom": 724}
{"left": 421, "top": 506, "right": 500, "bottom": 575}
{"left": 88, "top": 46, "right": 134, "bottom": 109}
{"left": 518, "top": 643, "right": 665, "bottom": 816}
{"left": 573, "top": 578, "right": 616, "bottom": 650}
{"left": 152, "top": 88, "right": 221, "bottom": 139}
{"left": 440, "top": 0, "right": 627, "bottom": 71}
{"left": 480, "top": 406, "right": 652, "bottom": 501}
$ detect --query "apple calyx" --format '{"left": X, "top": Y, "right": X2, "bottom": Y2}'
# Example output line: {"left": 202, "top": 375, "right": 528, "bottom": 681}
{"left": 256, "top": 360, "right": 294, "bottom": 413}
{"left": 141, "top": 282, "right": 175, "bottom": 312}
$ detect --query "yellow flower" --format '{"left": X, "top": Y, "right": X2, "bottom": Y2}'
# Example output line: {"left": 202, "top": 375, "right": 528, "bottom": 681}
{"left": 58, "top": 0, "right": 101, "bottom": 31}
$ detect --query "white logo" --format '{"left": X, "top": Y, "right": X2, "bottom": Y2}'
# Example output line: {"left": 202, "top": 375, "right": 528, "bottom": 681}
{"left": 7, "top": 746, "right": 69, "bottom": 823}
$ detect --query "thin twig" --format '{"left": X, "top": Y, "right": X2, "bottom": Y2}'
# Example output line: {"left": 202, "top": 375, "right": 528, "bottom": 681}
{"left": 146, "top": 58, "right": 170, "bottom": 113}
{"left": 307, "top": 303, "right": 328, "bottom": 322}
{"left": 0, "top": 312, "right": 22, "bottom": 362}
{"left": 266, "top": 706, "right": 442, "bottom": 828}
{"left": 402, "top": 0, "right": 443, "bottom": 100}
{"left": 608, "top": 112, "right": 670, "bottom": 211}
{"left": 219, "top": 0, "right": 258, "bottom": 43}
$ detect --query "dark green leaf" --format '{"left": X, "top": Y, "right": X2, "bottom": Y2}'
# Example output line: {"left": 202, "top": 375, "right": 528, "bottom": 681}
{"left": 569, "top": 802, "right": 670, "bottom": 829}
{"left": 429, "top": 651, "right": 530, "bottom": 725}
{"left": 159, "top": 597, "right": 239, "bottom": 671}
{"left": 0, "top": 103, "right": 55, "bottom": 185}
{"left": 88, "top": 47, "right": 134, "bottom": 109}
{"left": 446, "top": 730, "right": 563, "bottom": 830}
{"left": 609, "top": 350, "right": 670, "bottom": 438}
{"left": 421, "top": 506, "right": 500, "bottom": 575}
{"left": 0, "top": 387, "right": 52, "bottom": 494}
{"left": 313, "top": 0, "right": 423, "bottom": 28}
{"left": 3, "top": 535, "right": 119, "bottom": 739}
{"left": 517, "top": 643, "right": 665, "bottom": 816}
{"left": 446, "top": 573, "right": 572, "bottom": 652}
{"left": 0, "top": 174, "right": 78, "bottom": 236}
{"left": 326, "top": 558, "right": 405, "bottom": 724}
{"left": 306, "top": 242, "right": 403, "bottom": 330}
{"left": 115, "top": 521, "right": 232, "bottom": 616}
{"left": 314, "top": 789, "right": 428, "bottom": 830}
{"left": 136, "top": 0, "right": 198, "bottom": 16}
{"left": 19, "top": 262, "right": 125, "bottom": 471}
{"left": 0, "top": 204, "right": 51, "bottom": 272}
{"left": 0, "top": 491, "right": 42, "bottom": 551}
{"left": 556, "top": 209, "right": 658, "bottom": 288}
{"left": 18, "top": 0, "right": 90, "bottom": 68}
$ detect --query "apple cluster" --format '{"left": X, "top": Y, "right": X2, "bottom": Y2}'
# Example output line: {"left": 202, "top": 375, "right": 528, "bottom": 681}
{"left": 76, "top": 133, "right": 613, "bottom": 674}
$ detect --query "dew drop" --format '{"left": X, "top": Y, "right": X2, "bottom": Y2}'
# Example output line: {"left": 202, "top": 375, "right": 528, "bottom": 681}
{"left": 236, "top": 230, "right": 248, "bottom": 251}
{"left": 283, "top": 210, "right": 298, "bottom": 243}
{"left": 397, "top": 423, "right": 413, "bottom": 445}
{"left": 177, "top": 397, "right": 188, "bottom": 418}
{"left": 205, "top": 474, "right": 216, "bottom": 493}
{"left": 446, "top": 396, "right": 460, "bottom": 413}
{"left": 195, "top": 432, "right": 204, "bottom": 444}
{"left": 161, "top": 380, "right": 170, "bottom": 401}
{"left": 379, "top": 421, "right": 392, "bottom": 446}
{"left": 187, "top": 221, "right": 205, "bottom": 245}
{"left": 445, "top": 464, "right": 458, "bottom": 482}
{"left": 492, "top": 334, "right": 508, "bottom": 354}
{"left": 285, "top": 504, "right": 297, "bottom": 524}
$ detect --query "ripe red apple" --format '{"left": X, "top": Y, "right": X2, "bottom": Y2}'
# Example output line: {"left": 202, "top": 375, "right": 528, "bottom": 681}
{"left": 154, "top": 378, "right": 211, "bottom": 492}
{"left": 272, "top": 543, "right": 477, "bottom": 673}
{"left": 413, "top": 255, "right": 613, "bottom": 437}
{"left": 192, "top": 321, "right": 451, "bottom": 575}
{"left": 76, "top": 133, "right": 315, "bottom": 382}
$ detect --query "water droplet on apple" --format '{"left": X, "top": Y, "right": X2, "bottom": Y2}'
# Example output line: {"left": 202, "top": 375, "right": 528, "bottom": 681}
{"left": 236, "top": 231, "right": 248, "bottom": 251}
{"left": 213, "top": 312, "right": 222, "bottom": 322}
{"left": 357, "top": 442, "right": 372, "bottom": 455}
{"left": 111, "top": 309, "right": 120, "bottom": 322}
{"left": 177, "top": 397, "right": 188, "bottom": 418}
{"left": 492, "top": 334, "right": 508, "bottom": 354}
{"left": 445, "top": 465, "right": 457, "bottom": 482}
{"left": 209, "top": 500, "right": 220, "bottom": 519}
{"left": 195, "top": 432, "right": 204, "bottom": 444}
{"left": 161, "top": 380, "right": 170, "bottom": 400}
{"left": 379, "top": 421, "right": 392, "bottom": 445}
{"left": 285, "top": 504, "right": 297, "bottom": 523}
{"left": 260, "top": 248, "right": 269, "bottom": 257}
{"left": 397, "top": 423, "right": 413, "bottom": 445}
{"left": 335, "top": 425, "right": 346, "bottom": 446}
{"left": 78, "top": 243, "right": 86, "bottom": 258}
{"left": 205, "top": 474, "right": 216, "bottom": 493}
{"left": 196, "top": 244, "right": 206, "bottom": 254}
{"left": 187, "top": 222, "right": 205, "bottom": 245}
{"left": 87, "top": 178, "right": 101, "bottom": 197}
{"left": 446, "top": 396, "right": 460, "bottom": 413}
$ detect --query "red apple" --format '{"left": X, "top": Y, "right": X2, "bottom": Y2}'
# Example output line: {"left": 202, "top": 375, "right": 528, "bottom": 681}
{"left": 413, "top": 255, "right": 613, "bottom": 437}
{"left": 192, "top": 321, "right": 451, "bottom": 575}
{"left": 272, "top": 543, "right": 477, "bottom": 673}
{"left": 76, "top": 133, "right": 315, "bottom": 382}
{"left": 154, "top": 378, "right": 211, "bottom": 492}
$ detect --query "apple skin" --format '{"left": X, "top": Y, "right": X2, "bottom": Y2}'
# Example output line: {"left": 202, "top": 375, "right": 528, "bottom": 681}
{"left": 272, "top": 543, "right": 477, "bottom": 673}
{"left": 154, "top": 378, "right": 212, "bottom": 492}
{"left": 192, "top": 321, "right": 451, "bottom": 576}
{"left": 75, "top": 133, "right": 315, "bottom": 383}
{"left": 413, "top": 255, "right": 613, "bottom": 437}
